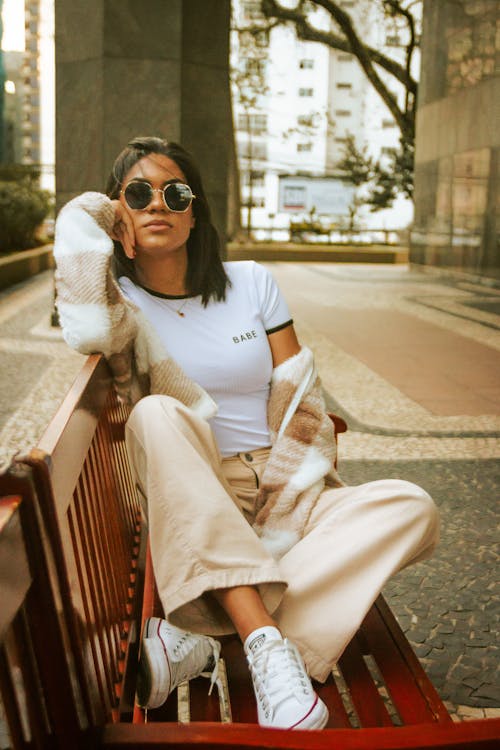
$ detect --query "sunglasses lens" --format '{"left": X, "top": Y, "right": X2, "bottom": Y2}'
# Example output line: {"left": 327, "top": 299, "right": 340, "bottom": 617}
{"left": 124, "top": 182, "right": 152, "bottom": 209}
{"left": 164, "top": 183, "right": 193, "bottom": 212}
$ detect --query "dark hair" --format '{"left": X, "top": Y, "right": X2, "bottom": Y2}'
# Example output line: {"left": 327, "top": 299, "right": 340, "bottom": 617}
{"left": 106, "top": 136, "right": 230, "bottom": 305}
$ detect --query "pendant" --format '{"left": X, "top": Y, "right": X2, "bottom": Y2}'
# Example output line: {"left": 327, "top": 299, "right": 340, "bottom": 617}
{"left": 177, "top": 311, "right": 185, "bottom": 317}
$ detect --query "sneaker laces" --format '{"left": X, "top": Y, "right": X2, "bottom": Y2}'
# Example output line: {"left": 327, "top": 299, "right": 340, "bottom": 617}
{"left": 248, "top": 638, "right": 310, "bottom": 719}
{"left": 165, "top": 625, "right": 221, "bottom": 696}
{"left": 201, "top": 639, "right": 221, "bottom": 696}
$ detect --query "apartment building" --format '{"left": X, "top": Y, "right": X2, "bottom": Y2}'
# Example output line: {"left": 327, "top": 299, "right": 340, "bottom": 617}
{"left": 232, "top": 0, "right": 418, "bottom": 236}
{"left": 2, "top": 50, "right": 24, "bottom": 163}
{"left": 22, "top": 0, "right": 41, "bottom": 167}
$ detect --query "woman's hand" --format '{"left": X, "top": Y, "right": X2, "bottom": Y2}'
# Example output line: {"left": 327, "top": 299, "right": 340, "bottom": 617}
{"left": 110, "top": 199, "right": 136, "bottom": 259}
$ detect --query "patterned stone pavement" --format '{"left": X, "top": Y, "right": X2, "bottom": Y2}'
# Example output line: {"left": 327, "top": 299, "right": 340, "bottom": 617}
{"left": 0, "top": 263, "right": 498, "bottom": 723}
{"left": 270, "top": 262, "right": 500, "bottom": 720}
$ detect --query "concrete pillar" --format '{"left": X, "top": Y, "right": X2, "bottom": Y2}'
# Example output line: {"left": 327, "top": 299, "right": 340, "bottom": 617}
{"left": 411, "top": 0, "right": 499, "bottom": 279}
{"left": 55, "top": 0, "right": 231, "bottom": 240}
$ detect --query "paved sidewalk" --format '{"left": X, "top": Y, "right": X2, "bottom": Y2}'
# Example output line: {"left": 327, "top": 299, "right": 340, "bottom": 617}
{"left": 270, "top": 262, "right": 500, "bottom": 718}
{"left": 0, "top": 264, "right": 498, "bottom": 720}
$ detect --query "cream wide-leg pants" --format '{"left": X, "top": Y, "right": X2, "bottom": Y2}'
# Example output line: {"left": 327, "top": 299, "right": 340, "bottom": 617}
{"left": 125, "top": 395, "right": 440, "bottom": 682}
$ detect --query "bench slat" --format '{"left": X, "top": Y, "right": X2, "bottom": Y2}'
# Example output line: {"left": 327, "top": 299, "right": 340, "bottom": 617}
{"left": 70, "top": 484, "right": 118, "bottom": 714}
{"left": 316, "top": 677, "right": 352, "bottom": 728}
{"left": 11, "top": 607, "right": 51, "bottom": 747}
{"left": 99, "top": 717, "right": 500, "bottom": 749}
{"left": 361, "top": 600, "right": 452, "bottom": 725}
{"left": 374, "top": 596, "right": 452, "bottom": 724}
{"left": 79, "top": 448, "right": 125, "bottom": 678}
{"left": 0, "top": 645, "right": 26, "bottom": 749}
{"left": 21, "top": 358, "right": 141, "bottom": 729}
{"left": 338, "top": 635, "right": 394, "bottom": 727}
{"left": 0, "top": 496, "right": 30, "bottom": 636}
{"left": 0, "top": 472, "right": 89, "bottom": 748}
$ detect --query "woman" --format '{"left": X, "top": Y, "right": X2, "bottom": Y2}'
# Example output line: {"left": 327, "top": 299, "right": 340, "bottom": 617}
{"left": 54, "top": 136, "right": 440, "bottom": 731}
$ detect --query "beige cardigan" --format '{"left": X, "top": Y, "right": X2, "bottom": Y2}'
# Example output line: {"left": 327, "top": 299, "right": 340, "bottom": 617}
{"left": 54, "top": 193, "right": 343, "bottom": 559}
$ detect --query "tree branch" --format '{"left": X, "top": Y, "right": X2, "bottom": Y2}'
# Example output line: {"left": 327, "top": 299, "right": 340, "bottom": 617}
{"left": 383, "top": 0, "right": 418, "bottom": 111}
{"left": 261, "top": 0, "right": 417, "bottom": 94}
{"left": 261, "top": 0, "right": 416, "bottom": 140}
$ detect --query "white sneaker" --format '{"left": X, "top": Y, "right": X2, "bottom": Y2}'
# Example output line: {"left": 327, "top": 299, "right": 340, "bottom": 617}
{"left": 137, "top": 617, "right": 221, "bottom": 709}
{"left": 244, "top": 626, "right": 329, "bottom": 730}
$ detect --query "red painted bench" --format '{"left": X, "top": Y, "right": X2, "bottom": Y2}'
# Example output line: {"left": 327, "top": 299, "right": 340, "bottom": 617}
{"left": 1, "top": 354, "right": 498, "bottom": 749}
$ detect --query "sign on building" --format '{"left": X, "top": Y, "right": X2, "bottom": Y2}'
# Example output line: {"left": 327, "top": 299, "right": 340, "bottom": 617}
{"left": 279, "top": 175, "right": 355, "bottom": 217}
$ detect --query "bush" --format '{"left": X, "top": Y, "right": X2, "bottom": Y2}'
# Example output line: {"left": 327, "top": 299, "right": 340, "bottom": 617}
{"left": 0, "top": 164, "right": 41, "bottom": 182}
{"left": 0, "top": 178, "right": 53, "bottom": 252}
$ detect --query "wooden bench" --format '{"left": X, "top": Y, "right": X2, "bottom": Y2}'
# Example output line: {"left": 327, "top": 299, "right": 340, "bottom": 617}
{"left": 1, "top": 353, "right": 499, "bottom": 749}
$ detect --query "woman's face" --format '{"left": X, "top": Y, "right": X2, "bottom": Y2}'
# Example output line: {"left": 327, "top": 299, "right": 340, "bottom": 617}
{"left": 120, "top": 153, "right": 195, "bottom": 259}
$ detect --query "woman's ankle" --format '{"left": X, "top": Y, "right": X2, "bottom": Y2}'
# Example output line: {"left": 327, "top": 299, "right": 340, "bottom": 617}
{"left": 212, "top": 585, "right": 279, "bottom": 642}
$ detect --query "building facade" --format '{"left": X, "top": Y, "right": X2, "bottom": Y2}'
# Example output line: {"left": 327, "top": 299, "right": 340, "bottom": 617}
{"left": 22, "top": 0, "right": 41, "bottom": 167}
{"left": 1, "top": 0, "right": 43, "bottom": 170}
{"left": 2, "top": 50, "right": 23, "bottom": 163}
{"left": 411, "top": 0, "right": 499, "bottom": 279}
{"left": 232, "top": 0, "right": 418, "bottom": 239}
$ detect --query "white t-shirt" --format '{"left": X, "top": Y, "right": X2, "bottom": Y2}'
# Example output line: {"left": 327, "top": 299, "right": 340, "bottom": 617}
{"left": 119, "top": 261, "right": 292, "bottom": 456}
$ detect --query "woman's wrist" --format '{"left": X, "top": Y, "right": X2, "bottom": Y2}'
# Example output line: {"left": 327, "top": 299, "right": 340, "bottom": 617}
{"left": 64, "top": 192, "right": 116, "bottom": 235}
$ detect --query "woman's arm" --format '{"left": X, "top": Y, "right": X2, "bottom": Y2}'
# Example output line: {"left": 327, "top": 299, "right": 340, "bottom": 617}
{"left": 267, "top": 323, "right": 301, "bottom": 367}
{"left": 54, "top": 192, "right": 137, "bottom": 357}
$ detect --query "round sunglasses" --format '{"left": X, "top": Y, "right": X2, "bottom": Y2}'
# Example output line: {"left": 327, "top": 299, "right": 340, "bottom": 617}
{"left": 121, "top": 180, "right": 196, "bottom": 213}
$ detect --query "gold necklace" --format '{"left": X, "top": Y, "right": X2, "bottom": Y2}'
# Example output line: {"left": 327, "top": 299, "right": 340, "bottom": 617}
{"left": 169, "top": 297, "right": 190, "bottom": 317}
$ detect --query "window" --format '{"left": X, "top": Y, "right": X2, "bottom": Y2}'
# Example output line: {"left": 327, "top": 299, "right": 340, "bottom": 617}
{"left": 241, "top": 196, "right": 266, "bottom": 208}
{"left": 382, "top": 119, "right": 396, "bottom": 128}
{"left": 335, "top": 137, "right": 348, "bottom": 143}
{"left": 386, "top": 35, "right": 401, "bottom": 47}
{"left": 299, "top": 88, "right": 314, "bottom": 97}
{"left": 337, "top": 54, "right": 352, "bottom": 62}
{"left": 335, "top": 109, "right": 351, "bottom": 117}
{"left": 340, "top": 1, "right": 356, "bottom": 6}
{"left": 252, "top": 114, "right": 267, "bottom": 134}
{"left": 242, "top": 170, "right": 265, "bottom": 187}
{"left": 243, "top": 1, "right": 263, "bottom": 20}
{"left": 4, "top": 80, "right": 16, "bottom": 94}
{"left": 336, "top": 83, "right": 352, "bottom": 90}
{"left": 381, "top": 147, "right": 397, "bottom": 157}
{"left": 299, "top": 59, "right": 314, "bottom": 69}
{"left": 254, "top": 29, "right": 269, "bottom": 47}
{"left": 239, "top": 141, "right": 267, "bottom": 160}
{"left": 297, "top": 143, "right": 313, "bottom": 152}
{"left": 242, "top": 58, "right": 265, "bottom": 77}
{"left": 297, "top": 114, "right": 317, "bottom": 127}
{"left": 237, "top": 113, "right": 267, "bottom": 134}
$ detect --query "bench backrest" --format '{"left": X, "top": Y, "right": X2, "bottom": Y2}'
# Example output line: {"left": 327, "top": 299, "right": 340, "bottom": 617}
{"left": 0, "top": 354, "right": 143, "bottom": 749}
{"left": 0, "top": 481, "right": 87, "bottom": 748}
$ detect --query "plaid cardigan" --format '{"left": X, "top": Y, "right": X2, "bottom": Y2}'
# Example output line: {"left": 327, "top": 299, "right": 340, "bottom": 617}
{"left": 54, "top": 193, "right": 343, "bottom": 559}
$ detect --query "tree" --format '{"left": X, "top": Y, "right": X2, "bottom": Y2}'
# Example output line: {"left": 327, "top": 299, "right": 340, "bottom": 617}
{"left": 336, "top": 134, "right": 414, "bottom": 211}
{"left": 231, "top": 25, "right": 270, "bottom": 237}
{"left": 259, "top": 0, "right": 420, "bottom": 208}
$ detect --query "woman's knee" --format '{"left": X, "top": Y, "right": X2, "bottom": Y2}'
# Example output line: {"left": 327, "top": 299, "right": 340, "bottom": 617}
{"left": 392, "top": 479, "right": 440, "bottom": 542}
{"left": 127, "top": 394, "right": 182, "bottom": 429}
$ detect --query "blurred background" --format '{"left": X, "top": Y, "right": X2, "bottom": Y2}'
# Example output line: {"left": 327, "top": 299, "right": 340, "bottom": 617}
{"left": 0, "top": 0, "right": 498, "bottom": 277}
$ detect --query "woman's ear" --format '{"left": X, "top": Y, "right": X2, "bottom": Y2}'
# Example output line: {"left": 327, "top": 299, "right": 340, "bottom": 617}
{"left": 190, "top": 216, "right": 196, "bottom": 229}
